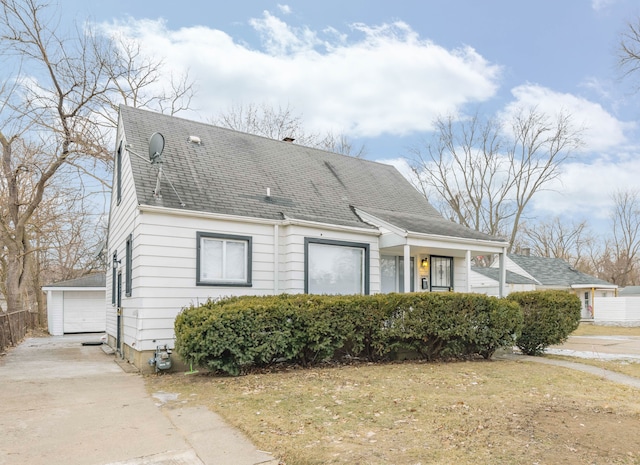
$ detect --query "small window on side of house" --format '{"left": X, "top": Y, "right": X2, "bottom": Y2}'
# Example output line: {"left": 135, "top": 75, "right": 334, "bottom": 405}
{"left": 125, "top": 234, "right": 132, "bottom": 297}
{"left": 116, "top": 141, "right": 122, "bottom": 205}
{"left": 196, "top": 232, "right": 252, "bottom": 286}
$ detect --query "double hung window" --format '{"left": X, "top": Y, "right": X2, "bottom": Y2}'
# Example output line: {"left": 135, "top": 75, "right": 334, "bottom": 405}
{"left": 197, "top": 232, "right": 252, "bottom": 286}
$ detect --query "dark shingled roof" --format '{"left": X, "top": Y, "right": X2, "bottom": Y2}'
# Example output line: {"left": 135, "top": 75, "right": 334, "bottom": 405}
{"left": 508, "top": 254, "right": 615, "bottom": 287}
{"left": 471, "top": 266, "right": 537, "bottom": 285}
{"left": 120, "top": 106, "right": 504, "bottom": 242}
{"left": 45, "top": 273, "right": 106, "bottom": 288}
{"left": 620, "top": 286, "right": 640, "bottom": 296}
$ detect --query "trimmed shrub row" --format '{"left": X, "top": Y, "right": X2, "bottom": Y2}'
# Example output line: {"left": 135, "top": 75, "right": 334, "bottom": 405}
{"left": 175, "top": 293, "right": 523, "bottom": 376}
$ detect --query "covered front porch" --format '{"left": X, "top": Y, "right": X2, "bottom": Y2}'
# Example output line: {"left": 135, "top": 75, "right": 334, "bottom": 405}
{"left": 354, "top": 206, "right": 510, "bottom": 297}
{"left": 378, "top": 233, "right": 509, "bottom": 297}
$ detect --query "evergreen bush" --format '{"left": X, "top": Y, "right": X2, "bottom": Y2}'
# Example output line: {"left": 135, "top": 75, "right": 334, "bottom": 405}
{"left": 507, "top": 290, "right": 581, "bottom": 356}
{"left": 175, "top": 292, "right": 523, "bottom": 376}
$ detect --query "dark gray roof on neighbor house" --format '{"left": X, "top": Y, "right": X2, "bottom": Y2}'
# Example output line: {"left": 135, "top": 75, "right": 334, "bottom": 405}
{"left": 44, "top": 273, "right": 106, "bottom": 288}
{"left": 508, "top": 254, "right": 615, "bottom": 288}
{"left": 471, "top": 266, "right": 537, "bottom": 285}
{"left": 119, "top": 105, "right": 505, "bottom": 243}
{"left": 619, "top": 286, "right": 640, "bottom": 296}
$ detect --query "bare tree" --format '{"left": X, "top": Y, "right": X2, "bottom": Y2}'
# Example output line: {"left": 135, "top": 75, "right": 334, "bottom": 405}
{"left": 600, "top": 190, "right": 640, "bottom": 286}
{"left": 0, "top": 0, "right": 118, "bottom": 321}
{"left": 410, "top": 107, "right": 582, "bottom": 252}
{"left": 0, "top": 0, "right": 198, "bottom": 325}
{"left": 619, "top": 17, "right": 640, "bottom": 90}
{"left": 98, "top": 34, "right": 196, "bottom": 129}
{"left": 519, "top": 217, "right": 593, "bottom": 270}
{"left": 214, "top": 102, "right": 366, "bottom": 157}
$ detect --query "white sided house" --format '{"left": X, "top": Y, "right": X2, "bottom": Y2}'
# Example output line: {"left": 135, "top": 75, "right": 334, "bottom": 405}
{"left": 476, "top": 253, "right": 618, "bottom": 320}
{"left": 107, "top": 106, "right": 510, "bottom": 370}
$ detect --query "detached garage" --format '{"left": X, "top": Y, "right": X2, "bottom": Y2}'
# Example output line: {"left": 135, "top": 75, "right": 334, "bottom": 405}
{"left": 43, "top": 273, "right": 106, "bottom": 336}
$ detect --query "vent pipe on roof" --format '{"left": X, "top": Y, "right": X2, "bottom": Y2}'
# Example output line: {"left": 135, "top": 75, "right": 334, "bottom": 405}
{"left": 266, "top": 187, "right": 271, "bottom": 199}
{"left": 283, "top": 137, "right": 295, "bottom": 143}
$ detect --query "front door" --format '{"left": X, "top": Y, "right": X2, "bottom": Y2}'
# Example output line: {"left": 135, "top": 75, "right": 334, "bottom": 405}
{"left": 381, "top": 256, "right": 414, "bottom": 293}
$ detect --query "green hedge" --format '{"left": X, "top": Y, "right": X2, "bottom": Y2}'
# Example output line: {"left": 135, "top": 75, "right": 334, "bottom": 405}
{"left": 507, "top": 290, "right": 581, "bottom": 356}
{"left": 175, "top": 293, "right": 523, "bottom": 376}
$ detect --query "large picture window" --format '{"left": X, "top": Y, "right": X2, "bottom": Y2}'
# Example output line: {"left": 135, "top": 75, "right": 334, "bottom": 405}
{"left": 305, "top": 238, "right": 369, "bottom": 295}
{"left": 196, "top": 232, "right": 252, "bottom": 286}
{"left": 430, "top": 255, "right": 453, "bottom": 291}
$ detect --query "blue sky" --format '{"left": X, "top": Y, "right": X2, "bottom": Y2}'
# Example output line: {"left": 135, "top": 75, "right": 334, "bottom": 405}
{"left": 58, "top": 0, "right": 640, "bottom": 231}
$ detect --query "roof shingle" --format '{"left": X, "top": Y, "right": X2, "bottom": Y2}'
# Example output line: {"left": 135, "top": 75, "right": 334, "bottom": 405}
{"left": 120, "top": 106, "right": 505, "bottom": 242}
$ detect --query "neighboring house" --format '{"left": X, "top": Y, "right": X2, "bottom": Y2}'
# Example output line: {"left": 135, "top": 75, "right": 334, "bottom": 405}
{"left": 470, "top": 266, "right": 537, "bottom": 296}
{"left": 107, "top": 105, "right": 510, "bottom": 369}
{"left": 619, "top": 286, "right": 640, "bottom": 296}
{"left": 479, "top": 254, "right": 618, "bottom": 319}
{"left": 43, "top": 273, "right": 107, "bottom": 336}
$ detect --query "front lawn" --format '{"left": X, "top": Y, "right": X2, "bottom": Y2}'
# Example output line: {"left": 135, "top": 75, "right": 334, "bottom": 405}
{"left": 572, "top": 323, "right": 640, "bottom": 337}
{"left": 148, "top": 359, "right": 640, "bottom": 464}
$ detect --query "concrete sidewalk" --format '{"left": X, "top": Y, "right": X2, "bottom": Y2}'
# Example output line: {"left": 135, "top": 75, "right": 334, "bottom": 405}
{"left": 497, "top": 334, "right": 640, "bottom": 390}
{"left": 0, "top": 334, "right": 278, "bottom": 465}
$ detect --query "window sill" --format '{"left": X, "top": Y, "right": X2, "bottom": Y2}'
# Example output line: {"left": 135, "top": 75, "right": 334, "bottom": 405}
{"left": 196, "top": 282, "right": 253, "bottom": 287}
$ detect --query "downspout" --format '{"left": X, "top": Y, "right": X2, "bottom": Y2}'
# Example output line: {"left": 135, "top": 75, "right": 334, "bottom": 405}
{"left": 274, "top": 224, "right": 279, "bottom": 294}
{"left": 46, "top": 290, "right": 53, "bottom": 335}
{"left": 499, "top": 248, "right": 507, "bottom": 298}
{"left": 465, "top": 250, "right": 471, "bottom": 292}
{"left": 591, "top": 287, "right": 595, "bottom": 320}
{"left": 403, "top": 243, "right": 411, "bottom": 293}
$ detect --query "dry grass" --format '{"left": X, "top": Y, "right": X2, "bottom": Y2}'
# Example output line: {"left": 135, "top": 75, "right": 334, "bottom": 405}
{"left": 572, "top": 323, "right": 640, "bottom": 337}
{"left": 148, "top": 359, "right": 640, "bottom": 465}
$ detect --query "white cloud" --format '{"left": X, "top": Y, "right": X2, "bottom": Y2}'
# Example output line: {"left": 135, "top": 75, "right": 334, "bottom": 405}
{"left": 591, "top": 0, "right": 616, "bottom": 11}
{"left": 277, "top": 4, "right": 292, "bottom": 15}
{"left": 502, "top": 84, "right": 634, "bottom": 152}
{"left": 98, "top": 13, "right": 502, "bottom": 137}
{"left": 530, "top": 154, "right": 640, "bottom": 222}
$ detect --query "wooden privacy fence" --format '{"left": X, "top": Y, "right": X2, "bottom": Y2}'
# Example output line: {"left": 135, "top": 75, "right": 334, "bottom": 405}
{"left": 0, "top": 310, "right": 38, "bottom": 353}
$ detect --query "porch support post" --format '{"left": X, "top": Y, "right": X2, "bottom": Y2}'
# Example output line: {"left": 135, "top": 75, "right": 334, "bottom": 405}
{"left": 465, "top": 250, "right": 471, "bottom": 292}
{"left": 499, "top": 247, "right": 507, "bottom": 298}
{"left": 403, "top": 243, "right": 411, "bottom": 293}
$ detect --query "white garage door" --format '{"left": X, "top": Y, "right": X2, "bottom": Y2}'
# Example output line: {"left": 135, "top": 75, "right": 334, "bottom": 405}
{"left": 63, "top": 291, "right": 106, "bottom": 333}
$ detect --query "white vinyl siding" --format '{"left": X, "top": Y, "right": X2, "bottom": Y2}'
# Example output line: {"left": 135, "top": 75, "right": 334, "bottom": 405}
{"left": 280, "top": 224, "right": 380, "bottom": 295}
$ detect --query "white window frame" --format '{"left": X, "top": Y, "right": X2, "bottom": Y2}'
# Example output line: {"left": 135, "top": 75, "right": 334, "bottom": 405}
{"left": 196, "top": 232, "right": 252, "bottom": 286}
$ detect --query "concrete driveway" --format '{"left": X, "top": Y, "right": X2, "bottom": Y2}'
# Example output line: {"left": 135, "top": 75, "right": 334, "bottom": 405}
{"left": 548, "top": 335, "right": 640, "bottom": 361}
{"left": 0, "top": 334, "right": 277, "bottom": 465}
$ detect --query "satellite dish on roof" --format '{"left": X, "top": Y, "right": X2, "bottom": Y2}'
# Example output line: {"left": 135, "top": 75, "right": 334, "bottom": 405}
{"left": 149, "top": 132, "right": 165, "bottom": 164}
